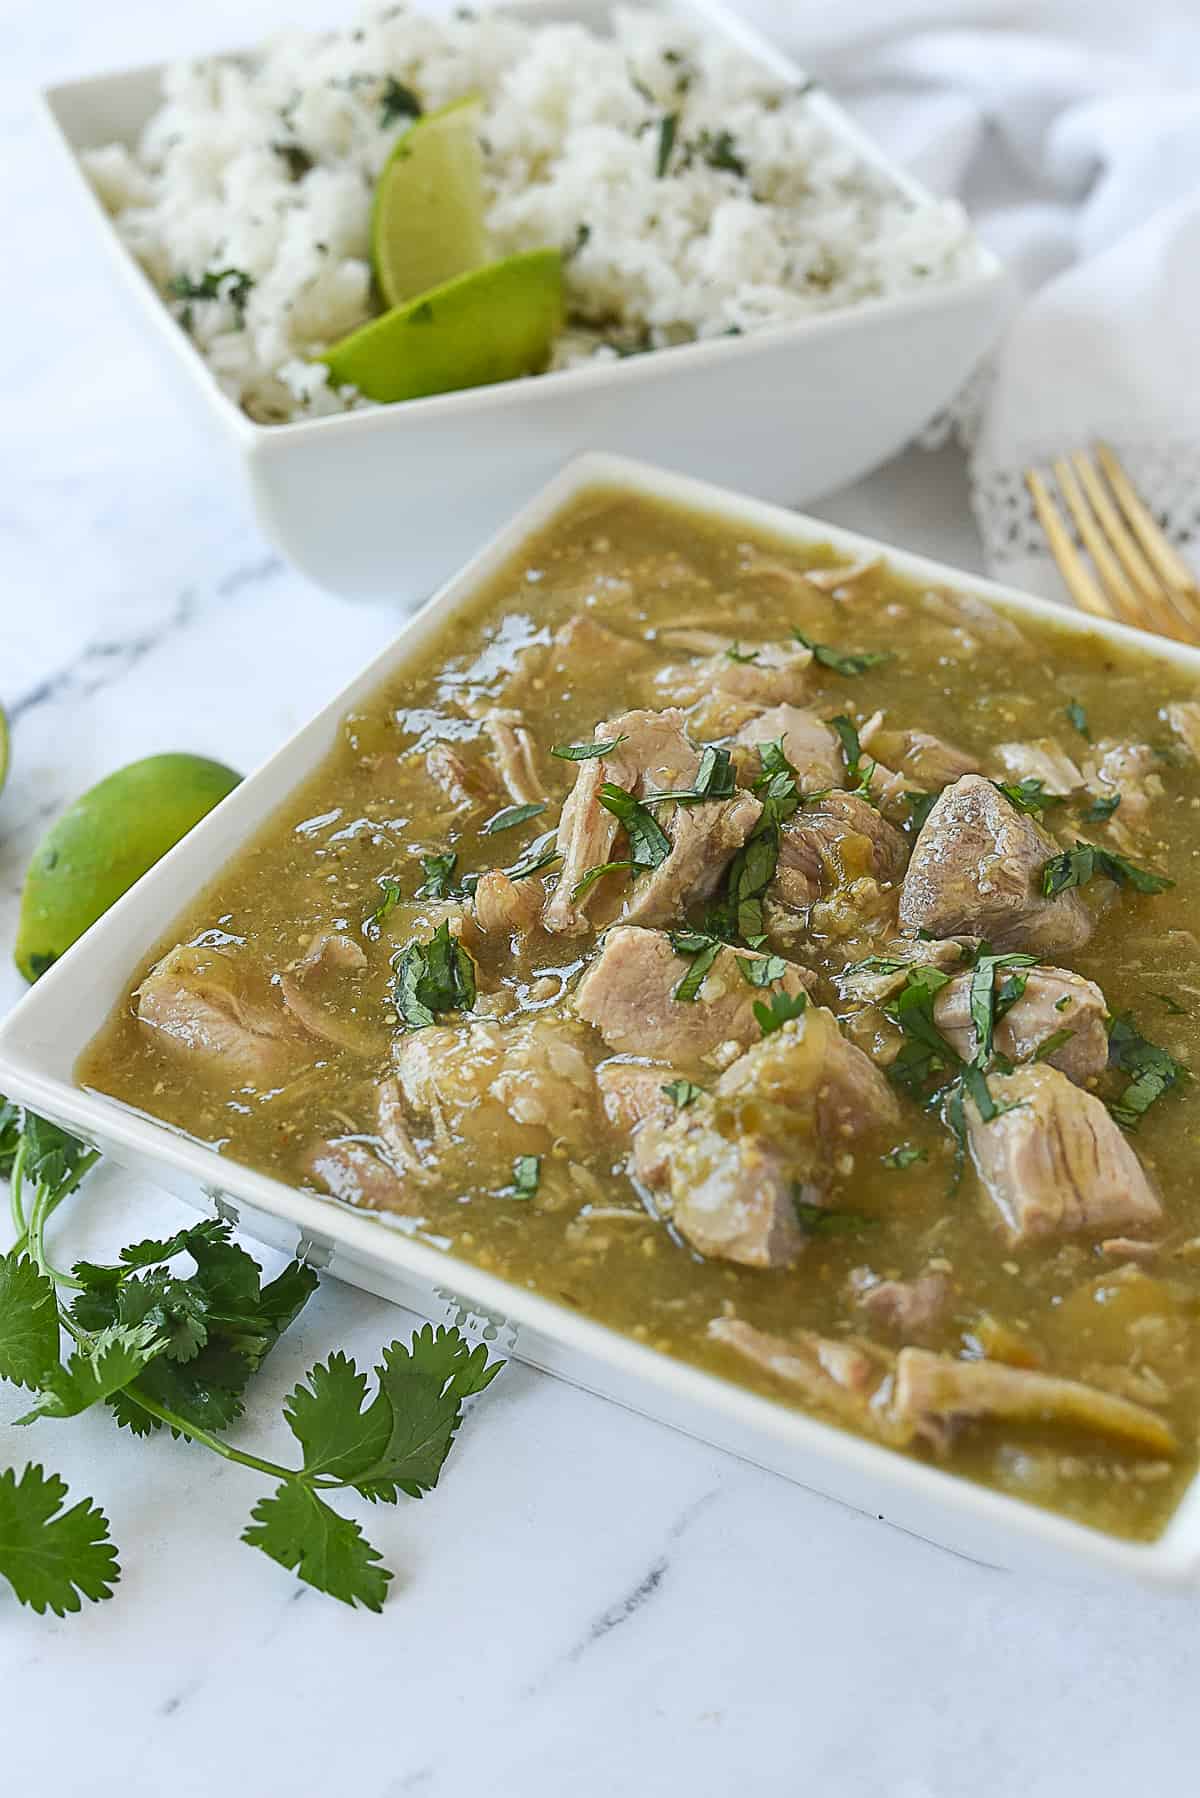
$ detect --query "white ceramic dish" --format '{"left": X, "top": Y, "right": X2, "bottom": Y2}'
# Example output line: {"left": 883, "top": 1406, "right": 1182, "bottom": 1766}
{"left": 3, "top": 452, "right": 1200, "bottom": 1588}
{"left": 39, "top": 0, "right": 1009, "bottom": 602}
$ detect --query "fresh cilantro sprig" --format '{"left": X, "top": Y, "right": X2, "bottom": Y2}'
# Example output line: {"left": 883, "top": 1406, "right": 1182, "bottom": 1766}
{"left": 0, "top": 1103, "right": 503, "bottom": 1617}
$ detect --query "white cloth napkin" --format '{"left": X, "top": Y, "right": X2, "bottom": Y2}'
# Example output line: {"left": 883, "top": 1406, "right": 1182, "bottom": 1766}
{"left": 740, "top": 0, "right": 1200, "bottom": 597}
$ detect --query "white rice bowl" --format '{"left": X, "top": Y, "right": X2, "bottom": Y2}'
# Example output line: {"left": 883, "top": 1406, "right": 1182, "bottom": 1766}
{"left": 84, "top": 3, "right": 980, "bottom": 424}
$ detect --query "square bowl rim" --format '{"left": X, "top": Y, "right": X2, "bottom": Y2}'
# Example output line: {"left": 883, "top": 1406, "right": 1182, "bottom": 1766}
{"left": 2, "top": 447, "right": 1200, "bottom": 1589}
{"left": 37, "top": 0, "right": 1007, "bottom": 450}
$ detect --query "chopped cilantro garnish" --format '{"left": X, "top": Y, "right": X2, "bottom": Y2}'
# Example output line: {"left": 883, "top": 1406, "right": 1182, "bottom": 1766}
{"left": 669, "top": 931, "right": 723, "bottom": 1001}
{"left": 792, "top": 1196, "right": 875, "bottom": 1236}
{"left": 363, "top": 877, "right": 403, "bottom": 940}
{"left": 793, "top": 630, "right": 892, "bottom": 677}
{"left": 416, "top": 852, "right": 459, "bottom": 899}
{"left": 1042, "top": 841, "right": 1173, "bottom": 898}
{"left": 737, "top": 953, "right": 791, "bottom": 989}
{"left": 570, "top": 860, "right": 635, "bottom": 902}
{"left": 551, "top": 734, "right": 627, "bottom": 761}
{"left": 598, "top": 781, "right": 672, "bottom": 868}
{"left": 379, "top": 77, "right": 422, "bottom": 129}
{"left": 662, "top": 1079, "right": 703, "bottom": 1109}
{"left": 481, "top": 801, "right": 547, "bottom": 835}
{"left": 1065, "top": 699, "right": 1090, "bottom": 740}
{"left": 1083, "top": 790, "right": 1121, "bottom": 823}
{"left": 510, "top": 1155, "right": 541, "bottom": 1197}
{"left": 655, "top": 112, "right": 679, "bottom": 177}
{"left": 904, "top": 790, "right": 938, "bottom": 834}
{"left": 167, "top": 267, "right": 254, "bottom": 324}
{"left": 1107, "top": 1012, "right": 1189, "bottom": 1128}
{"left": 1032, "top": 1027, "right": 1075, "bottom": 1062}
{"left": 881, "top": 1145, "right": 926, "bottom": 1170}
{"left": 754, "top": 988, "right": 808, "bottom": 1036}
{"left": 725, "top": 641, "right": 759, "bottom": 664}
{"left": 993, "top": 777, "right": 1058, "bottom": 816}
{"left": 392, "top": 920, "right": 477, "bottom": 1029}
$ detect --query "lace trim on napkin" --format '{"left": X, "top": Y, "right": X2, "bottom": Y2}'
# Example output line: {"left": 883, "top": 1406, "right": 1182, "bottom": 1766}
{"left": 970, "top": 440, "right": 1200, "bottom": 571}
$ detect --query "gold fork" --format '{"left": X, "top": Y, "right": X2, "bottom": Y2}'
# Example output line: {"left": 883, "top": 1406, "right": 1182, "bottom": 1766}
{"left": 1025, "top": 442, "right": 1200, "bottom": 644}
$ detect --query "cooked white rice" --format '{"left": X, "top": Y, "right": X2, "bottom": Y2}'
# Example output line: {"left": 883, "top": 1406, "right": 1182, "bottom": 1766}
{"left": 84, "top": 3, "right": 979, "bottom": 424}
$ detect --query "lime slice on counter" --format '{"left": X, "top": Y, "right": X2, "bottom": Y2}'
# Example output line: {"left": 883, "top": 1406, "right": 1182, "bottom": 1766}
{"left": 321, "top": 249, "right": 564, "bottom": 405}
{"left": 15, "top": 753, "right": 242, "bottom": 982}
{"left": 372, "top": 94, "right": 490, "bottom": 308}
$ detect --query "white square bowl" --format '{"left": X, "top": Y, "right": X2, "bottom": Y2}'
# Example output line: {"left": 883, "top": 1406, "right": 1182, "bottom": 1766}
{"left": 3, "top": 451, "right": 1200, "bottom": 1588}
{"left": 40, "top": 0, "right": 1010, "bottom": 601}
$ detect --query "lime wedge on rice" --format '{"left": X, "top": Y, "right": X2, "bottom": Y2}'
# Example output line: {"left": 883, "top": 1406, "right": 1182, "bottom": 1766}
{"left": 372, "top": 94, "right": 490, "bottom": 307}
{"left": 321, "top": 249, "right": 564, "bottom": 404}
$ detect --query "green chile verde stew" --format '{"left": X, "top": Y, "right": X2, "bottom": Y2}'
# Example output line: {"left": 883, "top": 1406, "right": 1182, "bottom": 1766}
{"left": 81, "top": 488, "right": 1200, "bottom": 1541}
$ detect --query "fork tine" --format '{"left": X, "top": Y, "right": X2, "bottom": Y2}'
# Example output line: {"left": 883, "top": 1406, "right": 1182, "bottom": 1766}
{"left": 1095, "top": 442, "right": 1196, "bottom": 592}
{"left": 1066, "top": 452, "right": 1183, "bottom": 640}
{"left": 1051, "top": 457, "right": 1147, "bottom": 621}
{"left": 1025, "top": 468, "right": 1117, "bottom": 622}
{"left": 1093, "top": 442, "right": 1200, "bottom": 639}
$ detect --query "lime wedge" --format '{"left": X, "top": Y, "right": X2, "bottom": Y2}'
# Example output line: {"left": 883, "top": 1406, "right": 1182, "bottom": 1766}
{"left": 15, "top": 753, "right": 241, "bottom": 982}
{"left": 372, "top": 94, "right": 490, "bottom": 308}
{"left": 322, "top": 250, "right": 564, "bottom": 405}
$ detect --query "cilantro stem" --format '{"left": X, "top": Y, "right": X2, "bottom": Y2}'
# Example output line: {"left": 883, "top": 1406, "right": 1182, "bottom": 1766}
{"left": 118, "top": 1386, "right": 306, "bottom": 1483}
{"left": 9, "top": 1136, "right": 28, "bottom": 1249}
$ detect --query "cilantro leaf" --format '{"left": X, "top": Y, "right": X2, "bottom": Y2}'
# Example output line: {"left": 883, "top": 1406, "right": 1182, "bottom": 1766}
{"left": 379, "top": 76, "right": 422, "bottom": 129}
{"left": 0, "top": 1098, "right": 21, "bottom": 1179}
{"left": 1065, "top": 699, "right": 1090, "bottom": 740}
{"left": 347, "top": 1326, "right": 502, "bottom": 1505}
{"left": 993, "top": 777, "right": 1058, "bottom": 816}
{"left": 1107, "top": 1012, "right": 1189, "bottom": 1128}
{"left": 1032, "top": 1027, "right": 1075, "bottom": 1063}
{"left": 551, "top": 734, "right": 627, "bottom": 762}
{"left": 481, "top": 802, "right": 546, "bottom": 836}
{"left": 416, "top": 852, "right": 458, "bottom": 899}
{"left": 792, "top": 1197, "right": 876, "bottom": 1235}
{"left": 881, "top": 1145, "right": 926, "bottom": 1169}
{"left": 754, "top": 989, "right": 808, "bottom": 1036}
{"left": 1042, "top": 840, "right": 1172, "bottom": 898}
{"left": 0, "top": 1254, "right": 61, "bottom": 1390}
{"left": 645, "top": 745, "right": 737, "bottom": 806}
{"left": 655, "top": 111, "right": 679, "bottom": 177}
{"left": 598, "top": 782, "right": 672, "bottom": 868}
{"left": 793, "top": 629, "right": 892, "bottom": 677}
{"left": 501, "top": 829, "right": 561, "bottom": 884}
{"left": 662, "top": 1079, "right": 703, "bottom": 1108}
{"left": 1083, "top": 791, "right": 1121, "bottom": 823}
{"left": 243, "top": 1481, "right": 391, "bottom": 1613}
{"left": 0, "top": 1464, "right": 119, "bottom": 1616}
{"left": 511, "top": 1154, "right": 541, "bottom": 1197}
{"left": 725, "top": 641, "right": 759, "bottom": 664}
{"left": 737, "top": 953, "right": 791, "bottom": 988}
{"left": 364, "top": 878, "right": 403, "bottom": 939}
{"left": 753, "top": 740, "right": 802, "bottom": 826}
{"left": 904, "top": 790, "right": 938, "bottom": 834}
{"left": 570, "top": 860, "right": 634, "bottom": 902}
{"left": 669, "top": 931, "right": 723, "bottom": 1001}
{"left": 17, "top": 1324, "right": 163, "bottom": 1424}
{"left": 393, "top": 920, "right": 477, "bottom": 1028}
{"left": 281, "top": 1353, "right": 391, "bottom": 1484}
{"left": 968, "top": 952, "right": 1038, "bottom": 1062}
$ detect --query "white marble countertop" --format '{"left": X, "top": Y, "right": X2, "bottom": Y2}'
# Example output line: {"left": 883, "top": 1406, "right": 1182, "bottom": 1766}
{"left": 4, "top": 4, "right": 1200, "bottom": 1794}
